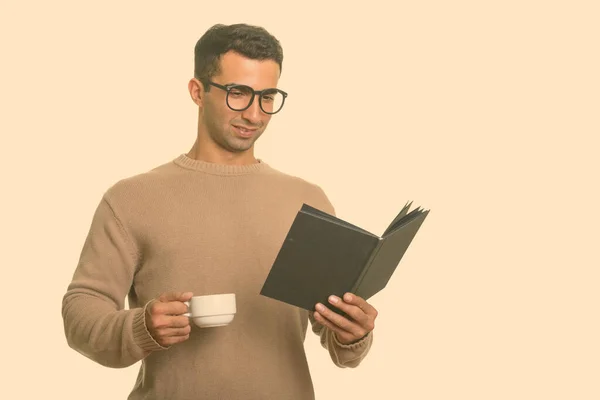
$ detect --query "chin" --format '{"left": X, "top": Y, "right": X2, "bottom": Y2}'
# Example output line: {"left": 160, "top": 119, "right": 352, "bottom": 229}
{"left": 229, "top": 132, "right": 262, "bottom": 149}
{"left": 226, "top": 138, "right": 256, "bottom": 153}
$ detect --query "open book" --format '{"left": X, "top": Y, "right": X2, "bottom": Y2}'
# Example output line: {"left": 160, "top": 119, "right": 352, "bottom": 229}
{"left": 260, "top": 201, "right": 430, "bottom": 315}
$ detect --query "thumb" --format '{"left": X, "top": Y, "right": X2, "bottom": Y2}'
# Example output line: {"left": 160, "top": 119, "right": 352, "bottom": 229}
{"left": 159, "top": 291, "right": 193, "bottom": 302}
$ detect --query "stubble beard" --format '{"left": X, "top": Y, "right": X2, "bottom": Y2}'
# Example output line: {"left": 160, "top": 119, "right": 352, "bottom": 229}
{"left": 201, "top": 103, "right": 265, "bottom": 154}
{"left": 208, "top": 122, "right": 263, "bottom": 154}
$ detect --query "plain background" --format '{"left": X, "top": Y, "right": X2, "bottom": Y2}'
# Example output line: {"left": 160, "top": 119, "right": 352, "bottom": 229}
{"left": 2, "top": 1, "right": 598, "bottom": 399}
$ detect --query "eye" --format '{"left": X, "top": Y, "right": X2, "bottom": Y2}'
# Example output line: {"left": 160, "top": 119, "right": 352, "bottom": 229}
{"left": 261, "top": 89, "right": 279, "bottom": 102}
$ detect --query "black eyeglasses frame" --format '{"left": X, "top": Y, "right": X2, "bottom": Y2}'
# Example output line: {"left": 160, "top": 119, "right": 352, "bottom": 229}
{"left": 203, "top": 80, "right": 288, "bottom": 115}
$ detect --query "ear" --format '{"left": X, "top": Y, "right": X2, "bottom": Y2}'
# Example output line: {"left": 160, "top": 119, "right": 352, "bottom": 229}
{"left": 188, "top": 78, "right": 205, "bottom": 107}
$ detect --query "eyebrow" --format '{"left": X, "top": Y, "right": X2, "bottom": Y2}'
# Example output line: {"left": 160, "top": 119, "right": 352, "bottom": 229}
{"left": 225, "top": 82, "right": 259, "bottom": 89}
{"left": 225, "top": 83, "right": 278, "bottom": 91}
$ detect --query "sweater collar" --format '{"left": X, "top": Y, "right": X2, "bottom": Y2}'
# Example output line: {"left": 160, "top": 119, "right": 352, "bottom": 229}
{"left": 173, "top": 153, "right": 271, "bottom": 176}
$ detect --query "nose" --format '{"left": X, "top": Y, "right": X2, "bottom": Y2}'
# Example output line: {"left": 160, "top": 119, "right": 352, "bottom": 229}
{"left": 241, "top": 95, "right": 264, "bottom": 124}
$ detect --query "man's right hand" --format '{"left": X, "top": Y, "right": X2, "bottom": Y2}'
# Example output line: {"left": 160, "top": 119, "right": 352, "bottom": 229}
{"left": 145, "top": 291, "right": 194, "bottom": 347}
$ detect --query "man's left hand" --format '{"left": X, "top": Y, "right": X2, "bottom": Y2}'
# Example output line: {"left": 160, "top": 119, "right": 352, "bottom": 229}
{"left": 313, "top": 293, "right": 378, "bottom": 345}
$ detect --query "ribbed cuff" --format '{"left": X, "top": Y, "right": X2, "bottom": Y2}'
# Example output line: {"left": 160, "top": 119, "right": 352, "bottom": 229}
{"left": 132, "top": 302, "right": 169, "bottom": 353}
{"left": 333, "top": 330, "right": 372, "bottom": 350}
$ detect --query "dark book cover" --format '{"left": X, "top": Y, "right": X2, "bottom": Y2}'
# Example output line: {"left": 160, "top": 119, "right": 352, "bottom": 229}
{"left": 260, "top": 201, "right": 429, "bottom": 315}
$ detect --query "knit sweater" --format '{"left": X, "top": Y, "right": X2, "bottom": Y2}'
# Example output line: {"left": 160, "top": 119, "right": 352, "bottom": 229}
{"left": 61, "top": 154, "right": 373, "bottom": 400}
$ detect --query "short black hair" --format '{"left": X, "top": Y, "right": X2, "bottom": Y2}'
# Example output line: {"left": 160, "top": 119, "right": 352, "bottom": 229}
{"left": 194, "top": 23, "right": 284, "bottom": 90}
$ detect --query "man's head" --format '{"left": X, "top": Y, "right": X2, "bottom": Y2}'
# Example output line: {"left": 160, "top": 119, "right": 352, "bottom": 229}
{"left": 188, "top": 23, "right": 285, "bottom": 162}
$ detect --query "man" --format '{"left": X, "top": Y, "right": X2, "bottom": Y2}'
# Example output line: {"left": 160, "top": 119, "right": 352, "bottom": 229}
{"left": 62, "top": 23, "right": 378, "bottom": 399}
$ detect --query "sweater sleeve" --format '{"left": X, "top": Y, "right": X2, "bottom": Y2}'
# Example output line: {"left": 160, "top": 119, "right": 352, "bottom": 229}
{"left": 61, "top": 194, "right": 165, "bottom": 368}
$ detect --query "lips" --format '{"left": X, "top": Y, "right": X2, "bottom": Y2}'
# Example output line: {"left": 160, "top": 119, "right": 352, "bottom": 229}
{"left": 232, "top": 124, "right": 257, "bottom": 137}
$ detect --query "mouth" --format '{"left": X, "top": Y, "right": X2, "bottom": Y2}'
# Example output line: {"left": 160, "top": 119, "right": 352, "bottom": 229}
{"left": 232, "top": 124, "right": 258, "bottom": 138}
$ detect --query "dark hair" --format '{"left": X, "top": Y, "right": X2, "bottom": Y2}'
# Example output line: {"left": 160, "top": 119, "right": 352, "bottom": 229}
{"left": 194, "top": 23, "right": 284, "bottom": 90}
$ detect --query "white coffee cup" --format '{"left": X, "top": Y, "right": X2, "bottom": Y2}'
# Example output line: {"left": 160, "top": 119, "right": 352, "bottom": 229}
{"left": 183, "top": 293, "right": 236, "bottom": 328}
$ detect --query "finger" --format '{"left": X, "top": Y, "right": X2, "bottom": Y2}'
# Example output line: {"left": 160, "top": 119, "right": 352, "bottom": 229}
{"left": 313, "top": 311, "right": 350, "bottom": 338}
{"left": 155, "top": 325, "right": 192, "bottom": 338}
{"left": 315, "top": 303, "right": 362, "bottom": 336}
{"left": 158, "top": 291, "right": 194, "bottom": 303}
{"left": 149, "top": 299, "right": 190, "bottom": 316}
{"left": 342, "top": 293, "right": 378, "bottom": 318}
{"left": 327, "top": 295, "right": 369, "bottom": 325}
{"left": 314, "top": 312, "right": 363, "bottom": 344}
{"left": 164, "top": 315, "right": 191, "bottom": 328}
{"left": 150, "top": 315, "right": 191, "bottom": 330}
{"left": 158, "top": 333, "right": 190, "bottom": 347}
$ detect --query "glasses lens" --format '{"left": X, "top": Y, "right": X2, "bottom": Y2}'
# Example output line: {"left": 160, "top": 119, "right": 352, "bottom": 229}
{"left": 227, "top": 85, "right": 254, "bottom": 111}
{"left": 226, "top": 85, "right": 285, "bottom": 113}
{"left": 259, "top": 89, "right": 285, "bottom": 114}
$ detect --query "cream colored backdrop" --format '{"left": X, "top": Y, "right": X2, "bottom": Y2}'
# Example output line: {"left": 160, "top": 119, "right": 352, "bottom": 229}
{"left": 2, "top": 1, "right": 598, "bottom": 399}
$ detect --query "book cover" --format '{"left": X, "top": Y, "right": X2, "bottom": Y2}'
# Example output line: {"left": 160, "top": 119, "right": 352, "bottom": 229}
{"left": 260, "top": 202, "right": 429, "bottom": 315}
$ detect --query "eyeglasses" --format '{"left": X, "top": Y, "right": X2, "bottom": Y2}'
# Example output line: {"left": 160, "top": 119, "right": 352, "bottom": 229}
{"left": 204, "top": 80, "right": 288, "bottom": 115}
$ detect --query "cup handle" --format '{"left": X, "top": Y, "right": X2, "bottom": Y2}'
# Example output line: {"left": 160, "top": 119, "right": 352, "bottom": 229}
{"left": 183, "top": 301, "right": 191, "bottom": 317}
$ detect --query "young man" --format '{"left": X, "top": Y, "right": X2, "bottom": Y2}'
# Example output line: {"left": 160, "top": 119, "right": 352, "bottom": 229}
{"left": 62, "top": 23, "right": 378, "bottom": 400}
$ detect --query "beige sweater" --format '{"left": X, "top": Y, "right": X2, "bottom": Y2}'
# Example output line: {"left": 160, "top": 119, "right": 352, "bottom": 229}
{"left": 62, "top": 154, "right": 373, "bottom": 399}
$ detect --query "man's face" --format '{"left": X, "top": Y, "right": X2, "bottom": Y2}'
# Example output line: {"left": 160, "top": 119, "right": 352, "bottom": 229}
{"left": 199, "top": 51, "right": 281, "bottom": 154}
